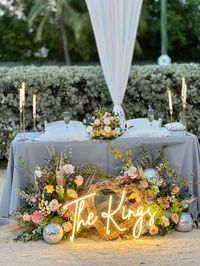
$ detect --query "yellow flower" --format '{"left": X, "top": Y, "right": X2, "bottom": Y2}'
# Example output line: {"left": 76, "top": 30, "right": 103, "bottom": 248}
{"left": 104, "top": 132, "right": 112, "bottom": 138}
{"left": 45, "top": 185, "right": 54, "bottom": 194}
{"left": 95, "top": 131, "right": 101, "bottom": 137}
{"left": 67, "top": 189, "right": 78, "bottom": 199}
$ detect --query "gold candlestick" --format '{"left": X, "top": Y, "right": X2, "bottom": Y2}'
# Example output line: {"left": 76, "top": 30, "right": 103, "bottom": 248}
{"left": 22, "top": 103, "right": 27, "bottom": 141}
{"left": 33, "top": 114, "right": 37, "bottom": 132}
{"left": 180, "top": 107, "right": 187, "bottom": 135}
{"left": 170, "top": 109, "right": 173, "bottom": 130}
{"left": 19, "top": 108, "right": 23, "bottom": 140}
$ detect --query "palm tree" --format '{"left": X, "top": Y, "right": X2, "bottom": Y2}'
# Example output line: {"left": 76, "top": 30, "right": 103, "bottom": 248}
{"left": 27, "top": 0, "right": 89, "bottom": 65}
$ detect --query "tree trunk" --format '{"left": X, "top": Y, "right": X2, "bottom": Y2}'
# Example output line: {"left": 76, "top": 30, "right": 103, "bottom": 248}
{"left": 59, "top": 14, "right": 71, "bottom": 65}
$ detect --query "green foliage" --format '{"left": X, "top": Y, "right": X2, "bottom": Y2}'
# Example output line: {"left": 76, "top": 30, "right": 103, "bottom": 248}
{"left": 140, "top": 0, "right": 200, "bottom": 61}
{"left": 138, "top": 146, "right": 167, "bottom": 169}
{"left": 0, "top": 63, "right": 200, "bottom": 159}
{"left": 0, "top": 0, "right": 199, "bottom": 63}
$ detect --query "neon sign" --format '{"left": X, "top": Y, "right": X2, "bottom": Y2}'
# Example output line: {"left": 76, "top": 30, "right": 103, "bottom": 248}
{"left": 63, "top": 191, "right": 156, "bottom": 242}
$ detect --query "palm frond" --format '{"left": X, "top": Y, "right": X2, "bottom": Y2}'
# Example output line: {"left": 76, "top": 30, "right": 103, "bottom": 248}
{"left": 28, "top": 2, "right": 47, "bottom": 27}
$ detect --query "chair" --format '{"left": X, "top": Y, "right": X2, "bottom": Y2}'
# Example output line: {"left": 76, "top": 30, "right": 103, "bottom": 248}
{"left": 46, "top": 120, "right": 83, "bottom": 128}
{"left": 126, "top": 118, "right": 160, "bottom": 128}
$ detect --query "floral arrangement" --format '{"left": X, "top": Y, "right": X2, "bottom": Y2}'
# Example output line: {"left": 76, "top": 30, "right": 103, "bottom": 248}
{"left": 13, "top": 149, "right": 105, "bottom": 241}
{"left": 13, "top": 146, "right": 194, "bottom": 241}
{"left": 85, "top": 107, "right": 123, "bottom": 141}
{"left": 112, "top": 146, "right": 194, "bottom": 236}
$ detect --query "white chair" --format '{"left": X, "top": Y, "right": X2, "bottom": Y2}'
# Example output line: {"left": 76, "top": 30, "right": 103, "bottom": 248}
{"left": 126, "top": 118, "right": 160, "bottom": 128}
{"left": 46, "top": 120, "right": 83, "bottom": 128}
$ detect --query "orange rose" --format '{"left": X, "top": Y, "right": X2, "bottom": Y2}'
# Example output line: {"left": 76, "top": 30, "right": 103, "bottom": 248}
{"left": 104, "top": 132, "right": 112, "bottom": 138}
{"left": 22, "top": 212, "right": 31, "bottom": 222}
{"left": 139, "top": 180, "right": 149, "bottom": 188}
{"left": 171, "top": 186, "right": 180, "bottom": 195}
{"left": 94, "top": 118, "right": 101, "bottom": 126}
{"left": 171, "top": 213, "right": 179, "bottom": 224}
{"left": 149, "top": 225, "right": 159, "bottom": 236}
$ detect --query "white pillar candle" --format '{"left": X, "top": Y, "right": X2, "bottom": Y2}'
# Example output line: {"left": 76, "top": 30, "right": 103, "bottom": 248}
{"left": 181, "top": 78, "right": 185, "bottom": 100}
{"left": 168, "top": 89, "right": 173, "bottom": 112}
{"left": 22, "top": 82, "right": 25, "bottom": 105}
{"left": 182, "top": 81, "right": 187, "bottom": 108}
{"left": 19, "top": 88, "right": 23, "bottom": 111}
{"left": 33, "top": 94, "right": 36, "bottom": 117}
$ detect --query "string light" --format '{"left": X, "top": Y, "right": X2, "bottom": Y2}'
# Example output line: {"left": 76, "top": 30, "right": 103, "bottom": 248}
{"left": 63, "top": 191, "right": 156, "bottom": 242}
{"left": 101, "top": 191, "right": 126, "bottom": 234}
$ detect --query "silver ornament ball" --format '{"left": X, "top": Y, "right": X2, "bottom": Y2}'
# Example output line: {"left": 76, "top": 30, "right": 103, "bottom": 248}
{"left": 175, "top": 212, "right": 193, "bottom": 232}
{"left": 43, "top": 223, "right": 64, "bottom": 244}
{"left": 144, "top": 168, "right": 159, "bottom": 184}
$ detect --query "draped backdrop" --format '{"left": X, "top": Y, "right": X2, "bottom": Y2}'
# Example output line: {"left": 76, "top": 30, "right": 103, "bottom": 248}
{"left": 85, "top": 0, "right": 143, "bottom": 121}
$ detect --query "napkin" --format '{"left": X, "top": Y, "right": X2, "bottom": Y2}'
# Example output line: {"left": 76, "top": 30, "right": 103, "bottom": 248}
{"left": 122, "top": 127, "right": 170, "bottom": 138}
{"left": 165, "top": 122, "right": 185, "bottom": 131}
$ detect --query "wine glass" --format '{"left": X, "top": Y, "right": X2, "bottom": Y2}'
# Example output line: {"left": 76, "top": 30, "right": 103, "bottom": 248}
{"left": 147, "top": 107, "right": 154, "bottom": 127}
{"left": 63, "top": 111, "right": 70, "bottom": 128}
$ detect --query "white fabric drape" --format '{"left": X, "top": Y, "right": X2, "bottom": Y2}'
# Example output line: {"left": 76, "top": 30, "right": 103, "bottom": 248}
{"left": 86, "top": 0, "right": 143, "bottom": 120}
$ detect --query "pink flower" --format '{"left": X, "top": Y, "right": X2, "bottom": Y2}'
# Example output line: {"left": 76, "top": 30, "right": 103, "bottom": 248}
{"left": 124, "top": 177, "right": 131, "bottom": 185}
{"left": 74, "top": 175, "right": 84, "bottom": 186}
{"left": 160, "top": 197, "right": 170, "bottom": 209}
{"left": 31, "top": 197, "right": 37, "bottom": 203}
{"left": 46, "top": 199, "right": 62, "bottom": 212}
{"left": 22, "top": 212, "right": 31, "bottom": 222}
{"left": 156, "top": 178, "right": 164, "bottom": 187}
{"left": 64, "top": 202, "right": 75, "bottom": 213}
{"left": 62, "top": 164, "right": 75, "bottom": 175}
{"left": 31, "top": 211, "right": 44, "bottom": 224}
{"left": 127, "top": 166, "right": 138, "bottom": 179}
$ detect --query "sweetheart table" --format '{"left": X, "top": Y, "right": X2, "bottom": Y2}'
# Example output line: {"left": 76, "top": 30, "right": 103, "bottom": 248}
{"left": 0, "top": 131, "right": 200, "bottom": 219}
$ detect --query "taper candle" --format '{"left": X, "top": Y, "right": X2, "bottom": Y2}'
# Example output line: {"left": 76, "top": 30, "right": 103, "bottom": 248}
{"left": 22, "top": 82, "right": 25, "bottom": 105}
{"left": 33, "top": 94, "right": 36, "bottom": 117}
{"left": 19, "top": 88, "right": 23, "bottom": 111}
{"left": 182, "top": 79, "right": 187, "bottom": 108}
{"left": 168, "top": 89, "right": 173, "bottom": 112}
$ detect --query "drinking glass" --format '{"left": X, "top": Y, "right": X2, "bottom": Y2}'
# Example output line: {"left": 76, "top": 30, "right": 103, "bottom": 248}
{"left": 148, "top": 108, "right": 154, "bottom": 127}
{"left": 63, "top": 111, "right": 70, "bottom": 128}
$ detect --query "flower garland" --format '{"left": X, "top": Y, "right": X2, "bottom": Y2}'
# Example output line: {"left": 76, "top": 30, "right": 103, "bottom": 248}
{"left": 13, "top": 147, "right": 194, "bottom": 241}
{"left": 85, "top": 107, "right": 123, "bottom": 141}
{"left": 111, "top": 147, "right": 194, "bottom": 236}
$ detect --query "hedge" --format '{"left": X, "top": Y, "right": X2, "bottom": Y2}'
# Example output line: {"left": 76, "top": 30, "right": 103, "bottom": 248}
{"left": 0, "top": 64, "right": 199, "bottom": 159}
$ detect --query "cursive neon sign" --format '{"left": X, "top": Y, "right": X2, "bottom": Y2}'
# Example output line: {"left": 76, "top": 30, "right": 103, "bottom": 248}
{"left": 63, "top": 191, "right": 156, "bottom": 242}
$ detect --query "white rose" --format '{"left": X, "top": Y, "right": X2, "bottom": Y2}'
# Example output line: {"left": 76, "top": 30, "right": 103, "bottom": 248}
{"left": 86, "top": 125, "right": 93, "bottom": 133}
{"left": 127, "top": 166, "right": 138, "bottom": 179}
{"left": 113, "top": 127, "right": 121, "bottom": 136}
{"left": 103, "top": 117, "right": 111, "bottom": 125}
{"left": 62, "top": 164, "right": 75, "bottom": 175}
{"left": 161, "top": 215, "right": 170, "bottom": 227}
{"left": 104, "top": 126, "right": 111, "bottom": 133}
{"left": 35, "top": 167, "right": 43, "bottom": 178}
